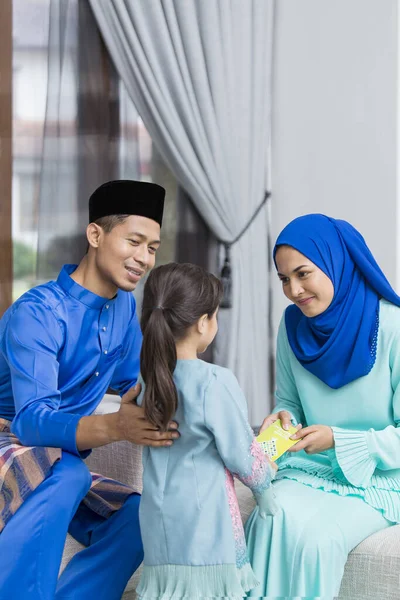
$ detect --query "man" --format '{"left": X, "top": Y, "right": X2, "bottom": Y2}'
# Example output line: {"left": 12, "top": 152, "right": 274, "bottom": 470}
{"left": 0, "top": 180, "right": 179, "bottom": 599}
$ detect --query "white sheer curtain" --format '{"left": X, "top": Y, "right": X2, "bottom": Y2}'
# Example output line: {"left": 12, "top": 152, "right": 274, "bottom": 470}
{"left": 89, "top": 0, "right": 275, "bottom": 425}
{"left": 36, "top": 0, "right": 147, "bottom": 283}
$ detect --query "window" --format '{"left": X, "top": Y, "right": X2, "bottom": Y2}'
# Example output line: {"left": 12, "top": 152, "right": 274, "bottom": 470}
{"left": 12, "top": 0, "right": 177, "bottom": 302}
{"left": 12, "top": 0, "right": 49, "bottom": 296}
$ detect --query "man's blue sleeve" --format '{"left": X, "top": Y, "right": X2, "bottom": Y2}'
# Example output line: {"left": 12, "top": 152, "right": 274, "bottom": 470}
{"left": 4, "top": 303, "right": 81, "bottom": 454}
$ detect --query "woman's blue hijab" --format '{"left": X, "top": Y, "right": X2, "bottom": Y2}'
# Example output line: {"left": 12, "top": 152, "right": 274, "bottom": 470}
{"left": 274, "top": 214, "right": 400, "bottom": 388}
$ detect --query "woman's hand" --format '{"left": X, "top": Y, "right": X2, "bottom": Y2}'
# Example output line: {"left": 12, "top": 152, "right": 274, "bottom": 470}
{"left": 259, "top": 410, "right": 298, "bottom": 433}
{"left": 288, "top": 424, "right": 334, "bottom": 454}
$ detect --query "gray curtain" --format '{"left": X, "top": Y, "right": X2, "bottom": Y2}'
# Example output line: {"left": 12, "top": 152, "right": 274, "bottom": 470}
{"left": 176, "top": 186, "right": 218, "bottom": 363}
{"left": 89, "top": 0, "right": 275, "bottom": 425}
{"left": 176, "top": 187, "right": 218, "bottom": 275}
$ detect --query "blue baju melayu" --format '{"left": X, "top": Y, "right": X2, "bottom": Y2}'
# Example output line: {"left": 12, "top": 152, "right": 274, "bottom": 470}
{"left": 0, "top": 264, "right": 143, "bottom": 600}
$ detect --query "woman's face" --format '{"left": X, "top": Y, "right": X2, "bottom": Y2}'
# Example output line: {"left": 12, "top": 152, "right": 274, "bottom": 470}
{"left": 275, "top": 245, "right": 334, "bottom": 317}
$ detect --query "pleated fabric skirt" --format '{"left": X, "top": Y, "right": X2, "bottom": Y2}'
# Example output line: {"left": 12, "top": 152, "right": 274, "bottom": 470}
{"left": 245, "top": 479, "right": 392, "bottom": 598}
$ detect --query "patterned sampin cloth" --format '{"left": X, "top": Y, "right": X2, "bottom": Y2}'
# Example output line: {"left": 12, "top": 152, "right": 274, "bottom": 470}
{"left": 0, "top": 418, "right": 135, "bottom": 533}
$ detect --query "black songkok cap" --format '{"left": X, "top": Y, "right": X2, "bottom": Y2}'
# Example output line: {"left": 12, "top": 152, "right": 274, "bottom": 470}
{"left": 89, "top": 180, "right": 165, "bottom": 227}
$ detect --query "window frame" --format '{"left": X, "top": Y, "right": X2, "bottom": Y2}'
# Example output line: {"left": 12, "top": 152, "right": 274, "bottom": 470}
{"left": 0, "top": 0, "right": 12, "bottom": 317}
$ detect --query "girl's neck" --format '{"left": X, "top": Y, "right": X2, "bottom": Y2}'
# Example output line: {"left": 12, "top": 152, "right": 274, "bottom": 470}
{"left": 175, "top": 338, "right": 198, "bottom": 360}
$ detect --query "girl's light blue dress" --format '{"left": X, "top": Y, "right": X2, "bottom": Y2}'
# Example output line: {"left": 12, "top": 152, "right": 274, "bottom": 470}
{"left": 245, "top": 299, "right": 400, "bottom": 598}
{"left": 136, "top": 359, "right": 275, "bottom": 600}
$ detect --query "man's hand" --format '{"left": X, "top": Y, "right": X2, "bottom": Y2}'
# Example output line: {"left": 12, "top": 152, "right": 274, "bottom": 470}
{"left": 115, "top": 384, "right": 180, "bottom": 447}
{"left": 288, "top": 424, "right": 334, "bottom": 454}
{"left": 259, "top": 410, "right": 301, "bottom": 434}
{"left": 76, "top": 383, "right": 180, "bottom": 451}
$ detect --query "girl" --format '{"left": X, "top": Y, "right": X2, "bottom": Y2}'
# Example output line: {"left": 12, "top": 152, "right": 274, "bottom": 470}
{"left": 245, "top": 214, "right": 400, "bottom": 598}
{"left": 135, "top": 262, "right": 277, "bottom": 600}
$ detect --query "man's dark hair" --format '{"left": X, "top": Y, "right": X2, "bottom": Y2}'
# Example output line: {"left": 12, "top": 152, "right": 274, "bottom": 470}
{"left": 93, "top": 214, "right": 130, "bottom": 233}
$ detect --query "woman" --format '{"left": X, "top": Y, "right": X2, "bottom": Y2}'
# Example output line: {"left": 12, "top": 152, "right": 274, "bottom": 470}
{"left": 245, "top": 214, "right": 400, "bottom": 598}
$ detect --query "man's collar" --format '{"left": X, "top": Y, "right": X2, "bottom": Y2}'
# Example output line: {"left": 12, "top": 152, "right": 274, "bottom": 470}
{"left": 57, "top": 264, "right": 116, "bottom": 309}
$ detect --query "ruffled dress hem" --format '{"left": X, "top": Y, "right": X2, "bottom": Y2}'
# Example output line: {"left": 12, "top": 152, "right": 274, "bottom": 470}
{"left": 136, "top": 561, "right": 259, "bottom": 599}
{"left": 331, "top": 427, "right": 377, "bottom": 487}
{"left": 275, "top": 458, "right": 400, "bottom": 524}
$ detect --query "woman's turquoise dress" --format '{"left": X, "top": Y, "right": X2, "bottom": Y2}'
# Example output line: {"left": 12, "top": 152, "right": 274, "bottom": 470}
{"left": 245, "top": 299, "right": 400, "bottom": 598}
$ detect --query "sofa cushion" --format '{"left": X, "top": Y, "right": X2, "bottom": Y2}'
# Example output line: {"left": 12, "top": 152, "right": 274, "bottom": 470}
{"left": 339, "top": 525, "right": 400, "bottom": 599}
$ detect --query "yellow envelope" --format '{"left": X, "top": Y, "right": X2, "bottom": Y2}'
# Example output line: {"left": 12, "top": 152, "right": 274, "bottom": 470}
{"left": 256, "top": 419, "right": 299, "bottom": 461}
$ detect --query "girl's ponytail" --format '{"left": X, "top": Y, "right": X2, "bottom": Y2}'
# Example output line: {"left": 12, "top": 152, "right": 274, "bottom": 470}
{"left": 140, "top": 263, "right": 223, "bottom": 431}
{"left": 140, "top": 308, "right": 178, "bottom": 431}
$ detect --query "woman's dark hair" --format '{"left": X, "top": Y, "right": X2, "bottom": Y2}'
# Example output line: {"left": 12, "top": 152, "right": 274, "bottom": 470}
{"left": 140, "top": 262, "right": 223, "bottom": 431}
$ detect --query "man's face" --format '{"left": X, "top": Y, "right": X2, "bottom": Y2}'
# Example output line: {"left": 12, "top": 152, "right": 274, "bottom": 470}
{"left": 93, "top": 215, "right": 161, "bottom": 293}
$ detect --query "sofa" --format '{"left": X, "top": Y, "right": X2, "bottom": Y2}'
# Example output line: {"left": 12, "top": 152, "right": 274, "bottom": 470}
{"left": 61, "top": 396, "right": 400, "bottom": 599}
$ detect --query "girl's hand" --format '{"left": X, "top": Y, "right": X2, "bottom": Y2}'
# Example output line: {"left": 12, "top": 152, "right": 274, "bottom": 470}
{"left": 266, "top": 456, "right": 278, "bottom": 472}
{"left": 259, "top": 410, "right": 297, "bottom": 433}
{"left": 288, "top": 424, "right": 334, "bottom": 454}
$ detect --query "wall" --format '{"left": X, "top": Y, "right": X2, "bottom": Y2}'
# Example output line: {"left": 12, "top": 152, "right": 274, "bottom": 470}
{"left": 271, "top": 0, "right": 399, "bottom": 327}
